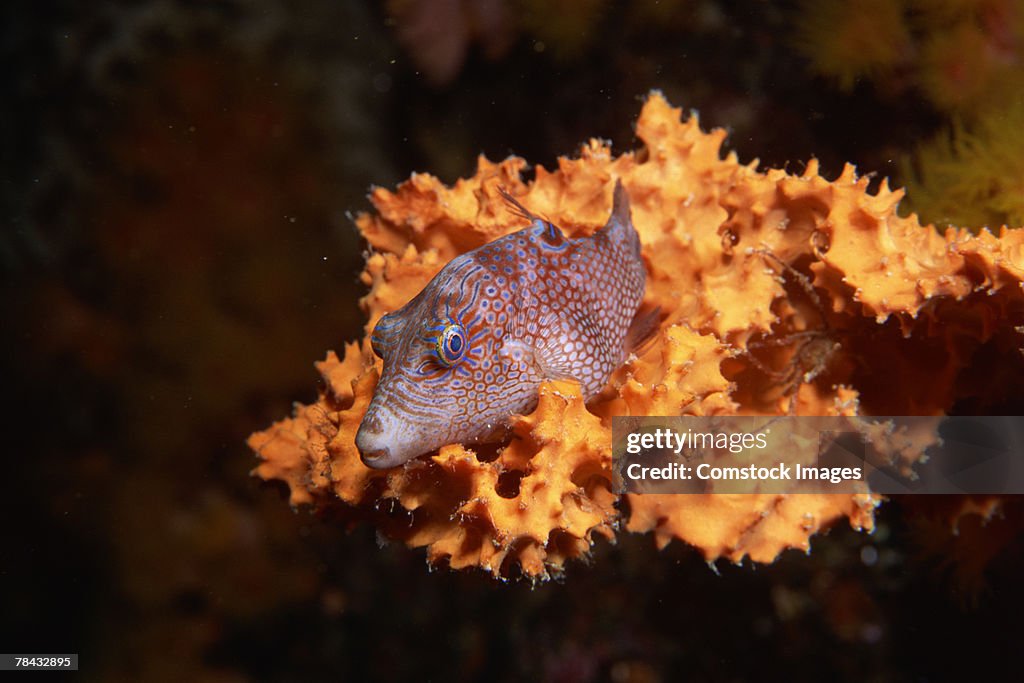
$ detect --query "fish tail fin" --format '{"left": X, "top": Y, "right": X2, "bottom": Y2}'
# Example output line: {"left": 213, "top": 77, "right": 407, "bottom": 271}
{"left": 624, "top": 303, "right": 662, "bottom": 357}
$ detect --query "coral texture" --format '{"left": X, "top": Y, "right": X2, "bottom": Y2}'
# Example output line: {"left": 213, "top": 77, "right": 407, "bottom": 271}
{"left": 794, "top": 1, "right": 1024, "bottom": 233}
{"left": 249, "top": 93, "right": 1024, "bottom": 579}
{"left": 795, "top": 0, "right": 1024, "bottom": 115}
{"left": 905, "top": 98, "right": 1024, "bottom": 229}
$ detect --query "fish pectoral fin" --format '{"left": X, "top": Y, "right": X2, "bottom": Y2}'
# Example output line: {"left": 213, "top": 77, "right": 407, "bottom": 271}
{"left": 535, "top": 354, "right": 578, "bottom": 382}
{"left": 624, "top": 303, "right": 663, "bottom": 357}
{"left": 500, "top": 339, "right": 578, "bottom": 383}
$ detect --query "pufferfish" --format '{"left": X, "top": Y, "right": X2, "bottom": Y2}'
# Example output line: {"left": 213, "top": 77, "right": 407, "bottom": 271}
{"left": 356, "top": 180, "right": 656, "bottom": 468}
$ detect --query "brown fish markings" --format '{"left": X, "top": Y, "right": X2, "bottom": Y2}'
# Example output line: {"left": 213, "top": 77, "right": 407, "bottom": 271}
{"left": 356, "top": 180, "right": 653, "bottom": 468}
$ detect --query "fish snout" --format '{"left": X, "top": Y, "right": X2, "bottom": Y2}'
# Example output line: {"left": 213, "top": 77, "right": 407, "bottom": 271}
{"left": 356, "top": 411, "right": 405, "bottom": 469}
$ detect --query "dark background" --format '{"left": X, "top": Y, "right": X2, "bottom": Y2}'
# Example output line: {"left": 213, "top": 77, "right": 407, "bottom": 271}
{"left": 2, "top": 1, "right": 1022, "bottom": 680}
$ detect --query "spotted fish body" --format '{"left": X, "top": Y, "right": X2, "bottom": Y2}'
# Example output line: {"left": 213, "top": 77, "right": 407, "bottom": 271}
{"left": 356, "top": 180, "right": 649, "bottom": 469}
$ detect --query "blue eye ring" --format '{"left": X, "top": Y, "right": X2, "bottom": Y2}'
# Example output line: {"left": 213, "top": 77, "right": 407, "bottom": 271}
{"left": 436, "top": 323, "right": 467, "bottom": 366}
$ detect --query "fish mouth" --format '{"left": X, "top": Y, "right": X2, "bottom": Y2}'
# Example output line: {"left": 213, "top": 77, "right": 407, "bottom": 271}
{"left": 359, "top": 446, "right": 395, "bottom": 469}
{"left": 356, "top": 410, "right": 389, "bottom": 468}
{"left": 356, "top": 413, "right": 411, "bottom": 469}
{"left": 356, "top": 403, "right": 442, "bottom": 468}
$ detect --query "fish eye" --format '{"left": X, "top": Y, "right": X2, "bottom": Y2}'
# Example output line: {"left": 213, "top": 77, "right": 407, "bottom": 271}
{"left": 436, "top": 323, "right": 467, "bottom": 366}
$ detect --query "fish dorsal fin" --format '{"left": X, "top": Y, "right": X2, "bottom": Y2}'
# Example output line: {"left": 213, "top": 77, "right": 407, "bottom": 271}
{"left": 624, "top": 303, "right": 662, "bottom": 357}
{"left": 610, "top": 179, "right": 631, "bottom": 227}
{"left": 600, "top": 179, "right": 642, "bottom": 258}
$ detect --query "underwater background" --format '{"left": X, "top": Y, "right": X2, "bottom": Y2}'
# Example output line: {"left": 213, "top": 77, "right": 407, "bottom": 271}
{"left": 3, "top": 0, "right": 1023, "bottom": 680}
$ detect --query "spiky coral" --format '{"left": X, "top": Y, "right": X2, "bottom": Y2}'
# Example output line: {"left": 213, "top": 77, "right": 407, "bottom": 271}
{"left": 249, "top": 92, "right": 1024, "bottom": 579}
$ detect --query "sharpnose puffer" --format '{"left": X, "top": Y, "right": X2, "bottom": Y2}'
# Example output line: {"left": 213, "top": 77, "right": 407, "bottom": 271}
{"left": 356, "top": 180, "right": 654, "bottom": 469}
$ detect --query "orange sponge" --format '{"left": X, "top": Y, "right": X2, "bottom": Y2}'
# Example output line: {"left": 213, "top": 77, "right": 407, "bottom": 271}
{"left": 249, "top": 92, "right": 1024, "bottom": 579}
